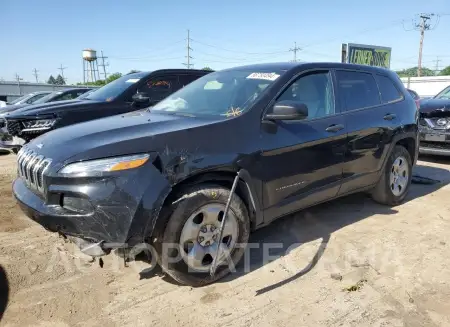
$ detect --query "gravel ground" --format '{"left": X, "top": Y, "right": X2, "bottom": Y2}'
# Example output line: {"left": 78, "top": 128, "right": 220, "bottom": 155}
{"left": 0, "top": 153, "right": 449, "bottom": 327}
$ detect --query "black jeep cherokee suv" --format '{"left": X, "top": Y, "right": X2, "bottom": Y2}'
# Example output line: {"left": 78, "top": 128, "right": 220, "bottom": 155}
{"left": 13, "top": 62, "right": 419, "bottom": 286}
{"left": 3, "top": 69, "right": 211, "bottom": 149}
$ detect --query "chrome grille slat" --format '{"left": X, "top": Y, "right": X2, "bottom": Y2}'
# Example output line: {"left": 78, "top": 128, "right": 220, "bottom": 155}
{"left": 16, "top": 147, "right": 52, "bottom": 193}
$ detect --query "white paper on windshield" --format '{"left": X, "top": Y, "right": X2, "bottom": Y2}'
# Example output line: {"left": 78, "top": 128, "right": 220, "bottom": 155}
{"left": 162, "top": 98, "right": 188, "bottom": 111}
{"left": 125, "top": 78, "right": 140, "bottom": 83}
{"left": 246, "top": 72, "right": 280, "bottom": 81}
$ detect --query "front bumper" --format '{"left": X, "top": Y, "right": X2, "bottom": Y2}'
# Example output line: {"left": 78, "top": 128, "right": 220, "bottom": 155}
{"left": 0, "top": 125, "right": 26, "bottom": 149}
{"left": 419, "top": 128, "right": 450, "bottom": 156}
{"left": 13, "top": 161, "right": 171, "bottom": 253}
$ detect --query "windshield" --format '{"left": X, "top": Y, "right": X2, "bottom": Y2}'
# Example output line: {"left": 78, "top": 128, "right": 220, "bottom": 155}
{"left": 9, "top": 94, "right": 30, "bottom": 105}
{"left": 84, "top": 73, "right": 145, "bottom": 102}
{"left": 33, "top": 92, "right": 60, "bottom": 104}
{"left": 151, "top": 69, "right": 284, "bottom": 117}
{"left": 77, "top": 89, "right": 95, "bottom": 99}
{"left": 434, "top": 86, "right": 450, "bottom": 99}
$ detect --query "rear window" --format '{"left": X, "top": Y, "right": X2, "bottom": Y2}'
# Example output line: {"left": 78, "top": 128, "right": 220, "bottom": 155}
{"left": 375, "top": 75, "right": 403, "bottom": 103}
{"left": 335, "top": 70, "right": 381, "bottom": 111}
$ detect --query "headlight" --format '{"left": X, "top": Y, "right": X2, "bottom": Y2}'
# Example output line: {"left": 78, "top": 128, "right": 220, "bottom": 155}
{"left": 59, "top": 154, "right": 150, "bottom": 176}
{"left": 22, "top": 119, "right": 56, "bottom": 131}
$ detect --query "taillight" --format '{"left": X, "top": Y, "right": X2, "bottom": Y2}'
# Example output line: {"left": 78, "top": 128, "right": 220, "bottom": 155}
{"left": 414, "top": 99, "right": 420, "bottom": 110}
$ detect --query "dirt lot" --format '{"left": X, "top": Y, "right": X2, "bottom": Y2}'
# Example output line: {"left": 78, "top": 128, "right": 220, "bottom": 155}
{"left": 0, "top": 153, "right": 449, "bottom": 327}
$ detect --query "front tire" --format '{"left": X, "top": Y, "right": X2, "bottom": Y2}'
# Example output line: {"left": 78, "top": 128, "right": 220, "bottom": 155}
{"left": 155, "top": 184, "right": 250, "bottom": 287}
{"left": 371, "top": 145, "right": 412, "bottom": 205}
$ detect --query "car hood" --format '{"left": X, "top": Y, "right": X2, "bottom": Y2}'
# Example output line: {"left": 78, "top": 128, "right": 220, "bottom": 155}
{"left": 6, "top": 99, "right": 96, "bottom": 117}
{"left": 0, "top": 103, "right": 29, "bottom": 116}
{"left": 25, "top": 110, "right": 223, "bottom": 165}
{"left": 419, "top": 98, "right": 450, "bottom": 117}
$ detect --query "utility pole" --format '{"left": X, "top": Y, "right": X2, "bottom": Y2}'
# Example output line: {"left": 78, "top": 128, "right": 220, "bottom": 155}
{"left": 183, "top": 29, "right": 193, "bottom": 69}
{"left": 57, "top": 64, "right": 67, "bottom": 83}
{"left": 98, "top": 50, "right": 109, "bottom": 81}
{"left": 15, "top": 73, "right": 23, "bottom": 95}
{"left": 415, "top": 13, "right": 434, "bottom": 77}
{"left": 32, "top": 68, "right": 39, "bottom": 83}
{"left": 434, "top": 56, "right": 441, "bottom": 75}
{"left": 289, "top": 42, "right": 302, "bottom": 62}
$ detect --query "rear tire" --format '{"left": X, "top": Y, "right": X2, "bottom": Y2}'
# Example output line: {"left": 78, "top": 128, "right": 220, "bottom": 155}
{"left": 155, "top": 184, "right": 250, "bottom": 287}
{"left": 371, "top": 145, "right": 412, "bottom": 206}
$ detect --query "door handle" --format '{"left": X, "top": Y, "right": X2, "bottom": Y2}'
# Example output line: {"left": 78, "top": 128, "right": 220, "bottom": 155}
{"left": 325, "top": 124, "right": 344, "bottom": 133}
{"left": 383, "top": 113, "right": 397, "bottom": 121}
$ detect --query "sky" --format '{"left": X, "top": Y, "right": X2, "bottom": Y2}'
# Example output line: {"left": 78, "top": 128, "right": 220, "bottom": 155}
{"left": 1, "top": 0, "right": 450, "bottom": 84}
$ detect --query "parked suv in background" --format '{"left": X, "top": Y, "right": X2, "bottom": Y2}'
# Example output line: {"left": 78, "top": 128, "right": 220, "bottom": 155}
{"left": 4, "top": 91, "right": 52, "bottom": 107}
{"left": 0, "top": 88, "right": 92, "bottom": 151}
{"left": 13, "top": 62, "right": 418, "bottom": 286}
{"left": 1, "top": 70, "right": 211, "bottom": 150}
{"left": 1, "top": 88, "right": 92, "bottom": 115}
{"left": 418, "top": 85, "right": 450, "bottom": 156}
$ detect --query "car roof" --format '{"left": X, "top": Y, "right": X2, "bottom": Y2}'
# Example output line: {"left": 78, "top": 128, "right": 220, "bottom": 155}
{"left": 221, "top": 62, "right": 395, "bottom": 76}
{"left": 130, "top": 69, "right": 213, "bottom": 78}
{"left": 31, "top": 91, "right": 52, "bottom": 95}
{"left": 59, "top": 87, "right": 92, "bottom": 92}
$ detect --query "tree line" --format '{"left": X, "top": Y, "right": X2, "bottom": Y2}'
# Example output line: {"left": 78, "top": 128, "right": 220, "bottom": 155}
{"left": 395, "top": 65, "right": 450, "bottom": 78}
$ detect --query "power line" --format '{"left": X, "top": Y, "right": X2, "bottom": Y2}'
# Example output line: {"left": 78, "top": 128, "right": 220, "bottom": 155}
{"left": 289, "top": 42, "right": 302, "bottom": 62}
{"left": 32, "top": 68, "right": 39, "bottom": 83}
{"left": 109, "top": 40, "right": 184, "bottom": 60}
{"left": 98, "top": 50, "right": 109, "bottom": 80}
{"left": 183, "top": 29, "right": 194, "bottom": 69}
{"left": 190, "top": 39, "right": 288, "bottom": 55}
{"left": 58, "top": 64, "right": 67, "bottom": 82}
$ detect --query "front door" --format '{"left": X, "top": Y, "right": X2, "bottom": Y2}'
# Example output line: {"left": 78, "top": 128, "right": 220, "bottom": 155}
{"left": 259, "top": 69, "right": 347, "bottom": 223}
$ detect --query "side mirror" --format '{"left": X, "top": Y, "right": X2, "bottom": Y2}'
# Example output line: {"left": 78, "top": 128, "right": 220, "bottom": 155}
{"left": 132, "top": 92, "right": 150, "bottom": 104}
{"left": 265, "top": 100, "right": 308, "bottom": 120}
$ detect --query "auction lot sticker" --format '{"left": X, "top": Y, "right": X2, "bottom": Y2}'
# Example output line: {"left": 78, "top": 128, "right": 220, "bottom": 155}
{"left": 246, "top": 72, "right": 280, "bottom": 81}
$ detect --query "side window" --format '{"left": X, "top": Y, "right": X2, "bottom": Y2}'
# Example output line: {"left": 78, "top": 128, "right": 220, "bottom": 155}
{"left": 138, "top": 76, "right": 178, "bottom": 101}
{"left": 375, "top": 75, "right": 403, "bottom": 103}
{"left": 178, "top": 74, "right": 201, "bottom": 89}
{"left": 26, "top": 93, "right": 47, "bottom": 104}
{"left": 54, "top": 90, "right": 81, "bottom": 101}
{"left": 335, "top": 70, "right": 381, "bottom": 111}
{"left": 276, "top": 71, "right": 335, "bottom": 120}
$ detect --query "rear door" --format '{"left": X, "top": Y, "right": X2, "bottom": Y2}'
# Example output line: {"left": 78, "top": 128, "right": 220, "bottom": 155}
{"left": 336, "top": 70, "right": 403, "bottom": 195}
{"left": 260, "top": 69, "right": 347, "bottom": 222}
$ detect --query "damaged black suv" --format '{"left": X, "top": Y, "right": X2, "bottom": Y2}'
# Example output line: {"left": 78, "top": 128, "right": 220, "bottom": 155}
{"left": 13, "top": 62, "right": 419, "bottom": 286}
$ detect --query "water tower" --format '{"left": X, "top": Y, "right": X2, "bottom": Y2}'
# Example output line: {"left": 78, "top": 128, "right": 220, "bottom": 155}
{"left": 82, "top": 49, "right": 100, "bottom": 84}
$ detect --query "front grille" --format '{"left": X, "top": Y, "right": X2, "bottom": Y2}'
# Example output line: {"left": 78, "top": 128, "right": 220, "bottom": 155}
{"left": 423, "top": 118, "right": 450, "bottom": 130}
{"left": 7, "top": 120, "right": 22, "bottom": 136}
{"left": 17, "top": 148, "right": 52, "bottom": 193}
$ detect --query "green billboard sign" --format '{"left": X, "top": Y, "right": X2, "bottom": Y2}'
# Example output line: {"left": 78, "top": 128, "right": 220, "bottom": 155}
{"left": 346, "top": 43, "right": 392, "bottom": 69}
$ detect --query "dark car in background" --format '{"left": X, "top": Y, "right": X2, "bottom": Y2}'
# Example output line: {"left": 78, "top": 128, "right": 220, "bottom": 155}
{"left": 1, "top": 69, "right": 212, "bottom": 150}
{"left": 407, "top": 88, "right": 420, "bottom": 108}
{"left": 0, "top": 88, "right": 93, "bottom": 115}
{"left": 418, "top": 85, "right": 450, "bottom": 156}
{"left": 5, "top": 91, "right": 52, "bottom": 107}
{"left": 0, "top": 88, "right": 93, "bottom": 151}
{"left": 13, "top": 62, "right": 418, "bottom": 286}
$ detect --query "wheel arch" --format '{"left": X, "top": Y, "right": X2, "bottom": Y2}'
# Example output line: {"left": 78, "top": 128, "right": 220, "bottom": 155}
{"left": 151, "top": 169, "right": 262, "bottom": 240}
